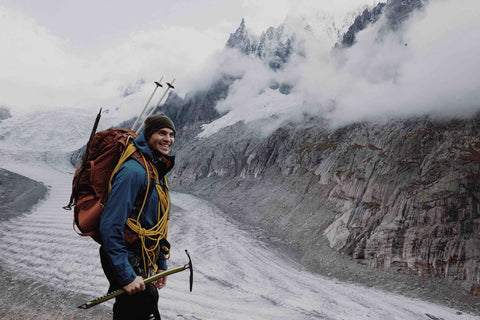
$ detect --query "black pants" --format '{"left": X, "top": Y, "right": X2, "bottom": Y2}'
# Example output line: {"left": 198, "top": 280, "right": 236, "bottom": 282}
{"left": 112, "top": 283, "right": 161, "bottom": 320}
{"left": 100, "top": 248, "right": 161, "bottom": 320}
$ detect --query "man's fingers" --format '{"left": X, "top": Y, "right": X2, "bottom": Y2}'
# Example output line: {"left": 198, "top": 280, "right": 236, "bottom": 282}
{"left": 123, "top": 276, "right": 146, "bottom": 295}
{"left": 155, "top": 277, "right": 167, "bottom": 289}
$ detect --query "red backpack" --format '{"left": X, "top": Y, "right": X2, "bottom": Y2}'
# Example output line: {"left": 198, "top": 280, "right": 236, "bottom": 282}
{"left": 64, "top": 128, "right": 152, "bottom": 243}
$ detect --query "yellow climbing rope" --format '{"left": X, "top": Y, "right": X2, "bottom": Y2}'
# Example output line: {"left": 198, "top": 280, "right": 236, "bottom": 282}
{"left": 108, "top": 137, "right": 170, "bottom": 275}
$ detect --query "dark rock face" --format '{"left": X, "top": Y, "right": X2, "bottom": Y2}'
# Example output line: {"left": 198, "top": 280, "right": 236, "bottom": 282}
{"left": 0, "top": 169, "right": 48, "bottom": 220}
{"left": 338, "top": 0, "right": 425, "bottom": 48}
{"left": 170, "top": 116, "right": 480, "bottom": 294}
{"left": 158, "top": 74, "right": 236, "bottom": 146}
{"left": 384, "top": 0, "right": 424, "bottom": 29}
{"left": 164, "top": 76, "right": 233, "bottom": 132}
{"left": 0, "top": 107, "right": 11, "bottom": 122}
{"left": 70, "top": 145, "right": 86, "bottom": 168}
{"left": 339, "top": 3, "right": 386, "bottom": 48}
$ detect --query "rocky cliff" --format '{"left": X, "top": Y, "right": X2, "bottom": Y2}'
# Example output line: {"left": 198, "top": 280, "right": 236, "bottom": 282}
{"left": 0, "top": 169, "right": 48, "bottom": 220}
{"left": 170, "top": 116, "right": 480, "bottom": 295}
{"left": 338, "top": 0, "right": 424, "bottom": 47}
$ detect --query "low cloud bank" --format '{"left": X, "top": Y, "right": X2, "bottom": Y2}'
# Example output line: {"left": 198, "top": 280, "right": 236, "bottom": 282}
{"left": 0, "top": 5, "right": 224, "bottom": 117}
{"left": 200, "top": 0, "right": 480, "bottom": 137}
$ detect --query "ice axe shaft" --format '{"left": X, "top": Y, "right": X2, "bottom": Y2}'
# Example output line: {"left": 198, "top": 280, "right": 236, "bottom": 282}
{"left": 63, "top": 107, "right": 102, "bottom": 210}
{"left": 78, "top": 250, "right": 193, "bottom": 309}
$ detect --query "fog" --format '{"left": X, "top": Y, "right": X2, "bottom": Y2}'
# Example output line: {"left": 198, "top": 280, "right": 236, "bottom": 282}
{"left": 0, "top": 5, "right": 223, "bottom": 117}
{"left": 0, "top": 0, "right": 379, "bottom": 118}
{"left": 199, "top": 0, "right": 480, "bottom": 136}
{"left": 1, "top": 0, "right": 478, "bottom": 133}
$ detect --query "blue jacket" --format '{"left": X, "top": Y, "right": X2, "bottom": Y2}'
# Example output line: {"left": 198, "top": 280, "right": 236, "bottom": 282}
{"left": 99, "top": 132, "right": 171, "bottom": 286}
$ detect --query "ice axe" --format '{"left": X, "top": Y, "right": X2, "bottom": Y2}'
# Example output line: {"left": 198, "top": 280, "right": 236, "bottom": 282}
{"left": 78, "top": 250, "right": 193, "bottom": 309}
{"left": 63, "top": 107, "right": 102, "bottom": 211}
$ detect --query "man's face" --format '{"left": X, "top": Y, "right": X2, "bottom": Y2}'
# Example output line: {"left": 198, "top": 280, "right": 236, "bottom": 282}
{"left": 147, "top": 128, "right": 175, "bottom": 156}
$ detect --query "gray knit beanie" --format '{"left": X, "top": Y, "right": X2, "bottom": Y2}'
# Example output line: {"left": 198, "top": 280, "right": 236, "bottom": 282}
{"left": 144, "top": 114, "right": 176, "bottom": 138}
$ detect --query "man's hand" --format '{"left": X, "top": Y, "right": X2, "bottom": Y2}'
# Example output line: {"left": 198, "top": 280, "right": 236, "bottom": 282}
{"left": 123, "top": 276, "right": 145, "bottom": 295}
{"left": 154, "top": 270, "right": 167, "bottom": 290}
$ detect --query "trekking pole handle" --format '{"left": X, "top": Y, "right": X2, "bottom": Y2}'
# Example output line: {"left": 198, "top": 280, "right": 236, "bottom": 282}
{"left": 78, "top": 249, "right": 192, "bottom": 309}
{"left": 135, "top": 78, "right": 175, "bottom": 135}
{"left": 131, "top": 78, "right": 163, "bottom": 131}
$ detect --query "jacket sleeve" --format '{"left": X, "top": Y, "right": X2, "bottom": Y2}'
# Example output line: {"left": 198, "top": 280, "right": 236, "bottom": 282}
{"left": 99, "top": 161, "right": 146, "bottom": 286}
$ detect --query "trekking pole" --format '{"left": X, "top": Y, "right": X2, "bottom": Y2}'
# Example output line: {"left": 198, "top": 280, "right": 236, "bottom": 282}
{"left": 135, "top": 78, "right": 175, "bottom": 135}
{"left": 63, "top": 108, "right": 102, "bottom": 210}
{"left": 78, "top": 250, "right": 193, "bottom": 309}
{"left": 131, "top": 77, "right": 163, "bottom": 131}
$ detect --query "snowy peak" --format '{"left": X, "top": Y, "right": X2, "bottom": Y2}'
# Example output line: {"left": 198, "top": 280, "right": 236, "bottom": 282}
{"left": 257, "top": 24, "right": 296, "bottom": 70}
{"left": 226, "top": 18, "right": 258, "bottom": 56}
{"left": 226, "top": 19, "right": 297, "bottom": 70}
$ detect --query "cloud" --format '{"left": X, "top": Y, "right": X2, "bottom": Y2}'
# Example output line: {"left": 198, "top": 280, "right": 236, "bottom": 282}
{"left": 0, "top": 5, "right": 224, "bottom": 117}
{"left": 3, "top": 0, "right": 477, "bottom": 136}
{"left": 200, "top": 0, "right": 480, "bottom": 136}
{"left": 0, "top": 0, "right": 381, "bottom": 119}
{"left": 328, "top": 0, "right": 480, "bottom": 124}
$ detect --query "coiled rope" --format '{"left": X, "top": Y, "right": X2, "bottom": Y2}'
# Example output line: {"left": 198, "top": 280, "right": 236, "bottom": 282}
{"left": 108, "top": 137, "right": 169, "bottom": 275}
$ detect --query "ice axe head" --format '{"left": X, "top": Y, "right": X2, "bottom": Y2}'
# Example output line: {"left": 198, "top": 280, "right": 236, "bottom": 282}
{"left": 184, "top": 249, "right": 193, "bottom": 292}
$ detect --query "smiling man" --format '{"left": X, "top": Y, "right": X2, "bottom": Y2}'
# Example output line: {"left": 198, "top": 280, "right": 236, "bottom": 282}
{"left": 99, "top": 114, "right": 176, "bottom": 320}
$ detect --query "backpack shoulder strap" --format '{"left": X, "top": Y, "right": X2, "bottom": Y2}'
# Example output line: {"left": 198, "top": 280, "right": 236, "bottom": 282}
{"left": 130, "top": 151, "right": 155, "bottom": 215}
{"left": 107, "top": 136, "right": 137, "bottom": 195}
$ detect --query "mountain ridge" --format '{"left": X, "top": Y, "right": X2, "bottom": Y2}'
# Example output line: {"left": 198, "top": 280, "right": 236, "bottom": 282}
{"left": 170, "top": 114, "right": 480, "bottom": 300}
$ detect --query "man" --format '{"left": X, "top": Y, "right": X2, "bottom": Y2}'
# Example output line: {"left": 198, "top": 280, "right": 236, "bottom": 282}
{"left": 99, "top": 114, "right": 176, "bottom": 320}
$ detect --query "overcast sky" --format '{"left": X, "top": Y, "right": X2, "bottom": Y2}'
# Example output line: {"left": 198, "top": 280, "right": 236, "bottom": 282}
{"left": 0, "top": 0, "right": 380, "bottom": 49}
{"left": 0, "top": 0, "right": 380, "bottom": 116}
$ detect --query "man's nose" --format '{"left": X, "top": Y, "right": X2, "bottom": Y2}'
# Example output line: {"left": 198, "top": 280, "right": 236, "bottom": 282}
{"left": 162, "top": 135, "right": 173, "bottom": 144}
